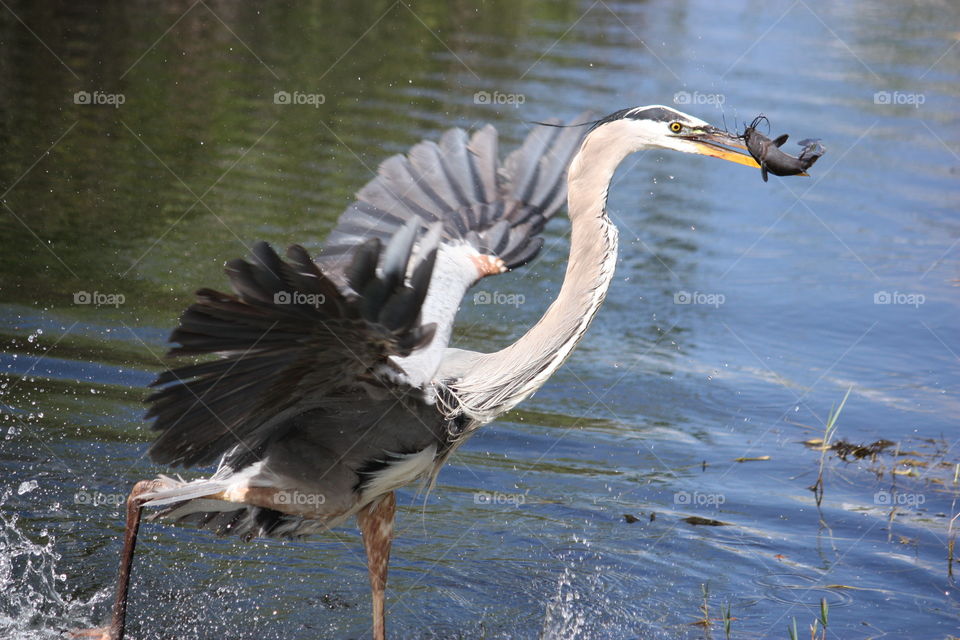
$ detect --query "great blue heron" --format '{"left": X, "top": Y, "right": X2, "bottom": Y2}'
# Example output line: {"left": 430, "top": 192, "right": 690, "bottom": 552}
{"left": 74, "top": 105, "right": 763, "bottom": 640}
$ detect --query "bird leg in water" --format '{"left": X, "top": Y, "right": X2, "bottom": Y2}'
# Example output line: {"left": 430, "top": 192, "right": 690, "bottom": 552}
{"left": 357, "top": 492, "right": 397, "bottom": 640}
{"left": 71, "top": 479, "right": 163, "bottom": 640}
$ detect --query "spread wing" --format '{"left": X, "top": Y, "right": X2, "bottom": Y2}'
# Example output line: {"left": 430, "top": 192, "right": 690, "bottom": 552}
{"left": 147, "top": 221, "right": 440, "bottom": 467}
{"left": 317, "top": 114, "right": 592, "bottom": 286}
{"left": 146, "top": 116, "right": 590, "bottom": 469}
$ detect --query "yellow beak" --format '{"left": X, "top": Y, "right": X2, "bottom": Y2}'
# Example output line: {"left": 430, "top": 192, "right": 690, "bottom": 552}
{"left": 695, "top": 142, "right": 761, "bottom": 168}
{"left": 685, "top": 127, "right": 761, "bottom": 169}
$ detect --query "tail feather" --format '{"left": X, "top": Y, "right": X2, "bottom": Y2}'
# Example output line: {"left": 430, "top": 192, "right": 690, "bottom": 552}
{"left": 140, "top": 476, "right": 313, "bottom": 540}
{"left": 140, "top": 474, "right": 230, "bottom": 507}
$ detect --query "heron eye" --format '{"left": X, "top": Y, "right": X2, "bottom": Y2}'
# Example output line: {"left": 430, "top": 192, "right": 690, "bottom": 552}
{"left": 669, "top": 122, "right": 683, "bottom": 133}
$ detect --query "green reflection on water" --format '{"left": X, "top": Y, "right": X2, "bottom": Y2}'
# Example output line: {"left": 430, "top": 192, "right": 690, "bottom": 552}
{"left": 0, "top": 0, "right": 584, "bottom": 330}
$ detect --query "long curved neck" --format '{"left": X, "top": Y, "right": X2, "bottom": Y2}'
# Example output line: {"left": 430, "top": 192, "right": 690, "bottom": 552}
{"left": 453, "top": 126, "right": 638, "bottom": 421}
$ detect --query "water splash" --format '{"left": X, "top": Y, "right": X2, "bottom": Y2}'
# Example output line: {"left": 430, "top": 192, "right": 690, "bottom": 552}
{"left": 538, "top": 536, "right": 676, "bottom": 640}
{"left": 16, "top": 481, "right": 38, "bottom": 496}
{"left": 540, "top": 566, "right": 588, "bottom": 639}
{"left": 0, "top": 488, "right": 104, "bottom": 639}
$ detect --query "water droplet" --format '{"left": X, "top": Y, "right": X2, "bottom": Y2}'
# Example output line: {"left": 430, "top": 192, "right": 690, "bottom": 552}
{"left": 17, "top": 480, "right": 38, "bottom": 495}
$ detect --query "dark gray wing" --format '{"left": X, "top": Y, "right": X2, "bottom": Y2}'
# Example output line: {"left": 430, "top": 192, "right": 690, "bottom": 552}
{"left": 317, "top": 114, "right": 592, "bottom": 284}
{"left": 147, "top": 221, "right": 440, "bottom": 468}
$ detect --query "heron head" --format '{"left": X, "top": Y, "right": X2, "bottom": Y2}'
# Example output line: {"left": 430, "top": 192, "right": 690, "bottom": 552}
{"left": 587, "top": 105, "right": 760, "bottom": 169}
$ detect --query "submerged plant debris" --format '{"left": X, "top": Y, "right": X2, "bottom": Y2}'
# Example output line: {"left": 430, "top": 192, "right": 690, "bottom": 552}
{"left": 801, "top": 434, "right": 959, "bottom": 483}
{"left": 682, "top": 516, "right": 728, "bottom": 527}
{"left": 803, "top": 437, "right": 896, "bottom": 461}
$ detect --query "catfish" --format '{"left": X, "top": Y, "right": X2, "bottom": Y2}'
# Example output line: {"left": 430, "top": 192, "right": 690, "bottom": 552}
{"left": 742, "top": 115, "right": 825, "bottom": 182}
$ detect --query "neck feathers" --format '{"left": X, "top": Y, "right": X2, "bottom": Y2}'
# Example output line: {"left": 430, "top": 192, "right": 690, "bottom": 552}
{"left": 450, "top": 125, "right": 630, "bottom": 421}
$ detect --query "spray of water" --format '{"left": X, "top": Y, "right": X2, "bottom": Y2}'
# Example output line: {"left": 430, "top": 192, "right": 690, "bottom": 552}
{"left": 0, "top": 487, "right": 105, "bottom": 639}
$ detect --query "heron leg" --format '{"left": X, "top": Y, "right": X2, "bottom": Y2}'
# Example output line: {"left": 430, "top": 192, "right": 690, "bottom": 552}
{"left": 71, "top": 479, "right": 161, "bottom": 640}
{"left": 357, "top": 492, "right": 396, "bottom": 640}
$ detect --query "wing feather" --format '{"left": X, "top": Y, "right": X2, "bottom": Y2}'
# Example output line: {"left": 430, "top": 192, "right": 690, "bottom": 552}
{"left": 317, "top": 113, "right": 592, "bottom": 280}
{"left": 146, "top": 115, "right": 592, "bottom": 470}
{"left": 147, "top": 222, "right": 441, "bottom": 468}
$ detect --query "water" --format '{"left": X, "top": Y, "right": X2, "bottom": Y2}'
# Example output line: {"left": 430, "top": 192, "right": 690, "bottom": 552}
{"left": 1, "top": 1, "right": 958, "bottom": 637}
